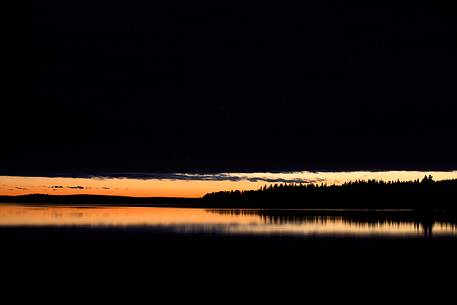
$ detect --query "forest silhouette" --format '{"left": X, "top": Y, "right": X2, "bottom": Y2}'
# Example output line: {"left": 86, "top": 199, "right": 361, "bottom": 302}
{"left": 203, "top": 176, "right": 457, "bottom": 211}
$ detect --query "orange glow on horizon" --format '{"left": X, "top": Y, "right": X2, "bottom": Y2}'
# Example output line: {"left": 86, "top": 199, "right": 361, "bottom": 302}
{"left": 0, "top": 176, "right": 259, "bottom": 198}
{"left": 1, "top": 171, "right": 456, "bottom": 198}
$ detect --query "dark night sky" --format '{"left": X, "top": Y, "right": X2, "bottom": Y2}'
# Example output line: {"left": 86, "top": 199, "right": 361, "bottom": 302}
{"left": 4, "top": 1, "right": 456, "bottom": 175}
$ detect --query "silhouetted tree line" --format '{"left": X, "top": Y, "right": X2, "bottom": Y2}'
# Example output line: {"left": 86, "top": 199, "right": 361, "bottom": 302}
{"left": 203, "top": 176, "right": 457, "bottom": 212}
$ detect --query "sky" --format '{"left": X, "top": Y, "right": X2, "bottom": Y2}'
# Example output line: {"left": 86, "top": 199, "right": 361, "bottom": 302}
{"left": 1, "top": 171, "right": 456, "bottom": 197}
{"left": 2, "top": 2, "right": 456, "bottom": 181}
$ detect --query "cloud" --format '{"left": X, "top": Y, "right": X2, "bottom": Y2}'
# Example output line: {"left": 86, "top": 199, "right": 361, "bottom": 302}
{"left": 49, "top": 185, "right": 87, "bottom": 190}
{"left": 244, "top": 177, "right": 326, "bottom": 183}
{"left": 67, "top": 186, "right": 85, "bottom": 189}
{"left": 86, "top": 172, "right": 327, "bottom": 184}
{"left": 15, "top": 187, "right": 29, "bottom": 190}
{"left": 9, "top": 172, "right": 329, "bottom": 185}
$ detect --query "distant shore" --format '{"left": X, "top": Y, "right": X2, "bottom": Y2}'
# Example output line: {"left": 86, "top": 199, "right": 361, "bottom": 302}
{"left": 0, "top": 194, "right": 201, "bottom": 207}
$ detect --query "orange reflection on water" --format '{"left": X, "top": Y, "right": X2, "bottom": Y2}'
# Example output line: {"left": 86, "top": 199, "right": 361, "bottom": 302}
{"left": 1, "top": 205, "right": 456, "bottom": 237}
{"left": 0, "top": 205, "right": 260, "bottom": 226}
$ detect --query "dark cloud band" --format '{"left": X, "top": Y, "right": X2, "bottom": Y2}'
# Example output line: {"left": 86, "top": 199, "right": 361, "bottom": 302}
{"left": 40, "top": 172, "right": 326, "bottom": 184}
{"left": 88, "top": 172, "right": 326, "bottom": 184}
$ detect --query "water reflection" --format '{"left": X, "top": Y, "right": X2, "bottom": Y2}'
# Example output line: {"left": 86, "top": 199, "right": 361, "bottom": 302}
{"left": 207, "top": 209, "right": 457, "bottom": 238}
{"left": 0, "top": 204, "right": 456, "bottom": 238}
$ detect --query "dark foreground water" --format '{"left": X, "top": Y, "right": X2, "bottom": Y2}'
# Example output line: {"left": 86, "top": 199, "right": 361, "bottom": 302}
{"left": 1, "top": 204, "right": 456, "bottom": 299}
{"left": 1, "top": 204, "right": 456, "bottom": 259}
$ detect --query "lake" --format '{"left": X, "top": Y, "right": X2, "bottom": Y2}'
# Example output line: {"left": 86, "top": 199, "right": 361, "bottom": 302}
{"left": 1, "top": 204, "right": 456, "bottom": 238}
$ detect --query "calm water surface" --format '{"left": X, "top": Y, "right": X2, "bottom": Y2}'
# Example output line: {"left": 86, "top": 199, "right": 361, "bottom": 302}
{"left": 0, "top": 204, "right": 456, "bottom": 237}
